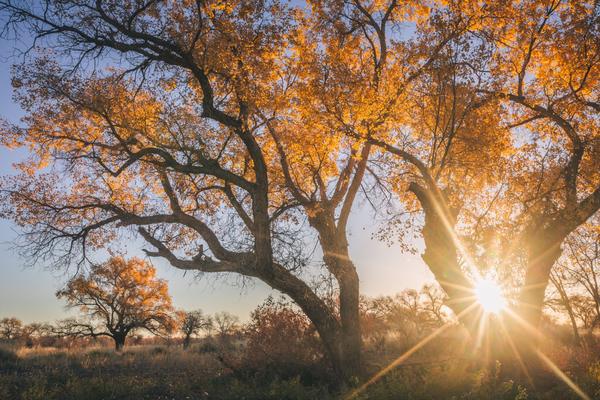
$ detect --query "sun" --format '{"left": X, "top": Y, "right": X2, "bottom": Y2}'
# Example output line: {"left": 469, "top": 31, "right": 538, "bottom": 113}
{"left": 474, "top": 277, "right": 507, "bottom": 314}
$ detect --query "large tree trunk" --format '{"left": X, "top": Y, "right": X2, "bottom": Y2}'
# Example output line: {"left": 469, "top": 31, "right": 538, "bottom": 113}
{"left": 311, "top": 210, "right": 362, "bottom": 382}
{"left": 519, "top": 238, "right": 562, "bottom": 332}
{"left": 409, "top": 183, "right": 477, "bottom": 324}
{"left": 265, "top": 262, "right": 358, "bottom": 386}
{"left": 509, "top": 235, "right": 564, "bottom": 368}
{"left": 327, "top": 253, "right": 362, "bottom": 381}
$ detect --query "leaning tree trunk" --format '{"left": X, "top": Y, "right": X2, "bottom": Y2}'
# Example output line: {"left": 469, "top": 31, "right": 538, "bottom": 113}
{"left": 409, "top": 183, "right": 477, "bottom": 325}
{"left": 512, "top": 233, "right": 564, "bottom": 367}
{"left": 264, "top": 262, "right": 357, "bottom": 386}
{"left": 519, "top": 238, "right": 562, "bottom": 332}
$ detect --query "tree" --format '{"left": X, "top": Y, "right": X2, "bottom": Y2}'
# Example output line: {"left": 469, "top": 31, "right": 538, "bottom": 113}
{"left": 365, "top": 0, "right": 599, "bottom": 356}
{"left": 213, "top": 312, "right": 240, "bottom": 338}
{"left": 548, "top": 271, "right": 582, "bottom": 346}
{"left": 56, "top": 256, "right": 176, "bottom": 350}
{"left": 0, "top": 317, "right": 23, "bottom": 340}
{"left": 548, "top": 220, "right": 600, "bottom": 344}
{"left": 20, "top": 322, "right": 52, "bottom": 348}
{"left": 0, "top": 0, "right": 468, "bottom": 381}
{"left": 479, "top": 0, "right": 600, "bottom": 340}
{"left": 561, "top": 222, "right": 600, "bottom": 332}
{"left": 0, "top": 0, "right": 364, "bottom": 381}
{"left": 2, "top": 0, "right": 596, "bottom": 381}
{"left": 179, "top": 310, "right": 212, "bottom": 350}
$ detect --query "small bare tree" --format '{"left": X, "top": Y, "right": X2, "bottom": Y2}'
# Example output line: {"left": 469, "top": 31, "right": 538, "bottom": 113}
{"left": 179, "top": 310, "right": 212, "bottom": 349}
{"left": 214, "top": 312, "right": 241, "bottom": 339}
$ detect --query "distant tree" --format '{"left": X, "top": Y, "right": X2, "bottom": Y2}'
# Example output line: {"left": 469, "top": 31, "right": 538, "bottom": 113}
{"left": 547, "top": 220, "right": 600, "bottom": 344}
{"left": 420, "top": 284, "right": 449, "bottom": 326}
{"left": 179, "top": 310, "right": 212, "bottom": 350}
{"left": 56, "top": 256, "right": 176, "bottom": 350}
{"left": 360, "top": 285, "right": 450, "bottom": 352}
{"left": 20, "top": 322, "right": 51, "bottom": 348}
{"left": 548, "top": 271, "right": 582, "bottom": 346}
{"left": 0, "top": 317, "right": 22, "bottom": 340}
{"left": 213, "top": 312, "right": 241, "bottom": 338}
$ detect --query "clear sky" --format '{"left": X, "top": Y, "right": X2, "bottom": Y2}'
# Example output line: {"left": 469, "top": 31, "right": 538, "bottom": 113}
{"left": 0, "top": 35, "right": 433, "bottom": 325}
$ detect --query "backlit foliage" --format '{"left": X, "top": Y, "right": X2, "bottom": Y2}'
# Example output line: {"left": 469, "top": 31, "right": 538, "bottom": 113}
{"left": 56, "top": 256, "right": 176, "bottom": 348}
{"left": 0, "top": 0, "right": 598, "bottom": 383}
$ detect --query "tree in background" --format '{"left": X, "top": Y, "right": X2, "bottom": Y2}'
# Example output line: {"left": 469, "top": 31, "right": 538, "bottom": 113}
{"left": 0, "top": 317, "right": 23, "bottom": 341}
{"left": 549, "top": 219, "right": 600, "bottom": 345}
{"left": 179, "top": 310, "right": 212, "bottom": 350}
{"left": 213, "top": 312, "right": 241, "bottom": 339}
{"left": 56, "top": 257, "right": 176, "bottom": 350}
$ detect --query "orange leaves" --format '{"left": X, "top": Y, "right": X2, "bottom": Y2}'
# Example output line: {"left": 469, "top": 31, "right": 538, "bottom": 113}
{"left": 57, "top": 256, "right": 175, "bottom": 335}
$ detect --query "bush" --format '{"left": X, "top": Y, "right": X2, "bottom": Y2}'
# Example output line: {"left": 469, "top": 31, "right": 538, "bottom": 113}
{"left": 0, "top": 347, "right": 17, "bottom": 368}
{"left": 241, "top": 297, "right": 328, "bottom": 383}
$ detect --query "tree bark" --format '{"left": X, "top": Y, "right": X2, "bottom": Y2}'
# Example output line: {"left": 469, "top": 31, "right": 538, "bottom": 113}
{"left": 262, "top": 261, "right": 355, "bottom": 385}
{"left": 330, "top": 255, "right": 362, "bottom": 381}
{"left": 519, "top": 238, "right": 562, "bottom": 331}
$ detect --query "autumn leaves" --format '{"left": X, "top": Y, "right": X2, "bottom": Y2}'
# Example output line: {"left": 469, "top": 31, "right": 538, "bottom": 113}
{"left": 0, "top": 0, "right": 598, "bottom": 383}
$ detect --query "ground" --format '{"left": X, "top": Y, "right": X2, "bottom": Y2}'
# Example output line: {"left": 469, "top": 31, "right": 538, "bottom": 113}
{"left": 0, "top": 339, "right": 598, "bottom": 400}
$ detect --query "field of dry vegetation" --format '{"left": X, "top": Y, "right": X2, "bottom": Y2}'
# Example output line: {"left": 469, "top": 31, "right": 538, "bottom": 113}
{"left": 1, "top": 295, "right": 599, "bottom": 400}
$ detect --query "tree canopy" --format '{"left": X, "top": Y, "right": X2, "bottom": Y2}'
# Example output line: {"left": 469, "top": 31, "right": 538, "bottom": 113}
{"left": 56, "top": 256, "right": 176, "bottom": 350}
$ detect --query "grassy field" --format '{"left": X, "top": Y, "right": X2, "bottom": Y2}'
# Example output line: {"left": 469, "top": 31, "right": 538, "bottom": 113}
{"left": 1, "top": 337, "right": 599, "bottom": 400}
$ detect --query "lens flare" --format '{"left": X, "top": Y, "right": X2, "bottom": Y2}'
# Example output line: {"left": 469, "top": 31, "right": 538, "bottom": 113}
{"left": 474, "top": 277, "right": 506, "bottom": 314}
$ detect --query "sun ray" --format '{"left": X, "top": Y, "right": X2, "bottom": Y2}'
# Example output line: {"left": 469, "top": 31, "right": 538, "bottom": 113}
{"left": 497, "top": 316, "right": 534, "bottom": 387}
{"left": 536, "top": 350, "right": 591, "bottom": 400}
{"left": 345, "top": 302, "right": 479, "bottom": 400}
{"left": 502, "top": 308, "right": 545, "bottom": 342}
{"left": 474, "top": 308, "right": 488, "bottom": 349}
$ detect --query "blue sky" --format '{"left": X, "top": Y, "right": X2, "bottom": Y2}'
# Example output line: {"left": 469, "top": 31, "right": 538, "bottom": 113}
{"left": 0, "top": 35, "right": 433, "bottom": 325}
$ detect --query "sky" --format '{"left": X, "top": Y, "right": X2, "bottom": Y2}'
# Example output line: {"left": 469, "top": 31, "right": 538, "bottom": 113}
{"left": 0, "top": 34, "right": 434, "bottom": 325}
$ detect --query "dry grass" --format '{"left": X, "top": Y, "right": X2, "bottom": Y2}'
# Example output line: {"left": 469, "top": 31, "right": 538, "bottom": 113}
{"left": 0, "top": 335, "right": 598, "bottom": 400}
